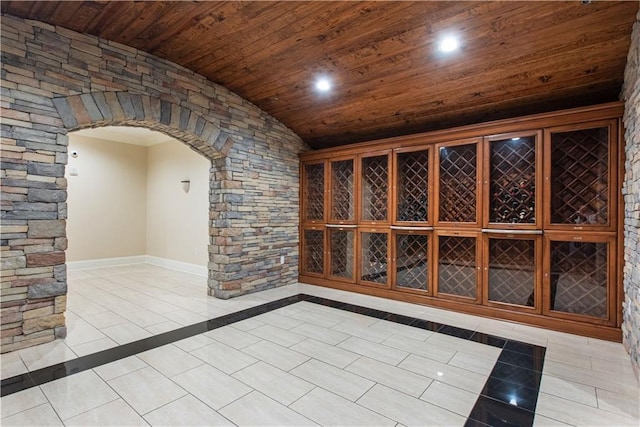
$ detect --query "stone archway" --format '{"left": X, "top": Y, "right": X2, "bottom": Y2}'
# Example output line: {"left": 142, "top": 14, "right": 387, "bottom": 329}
{"left": 2, "top": 15, "right": 304, "bottom": 353}
{"left": 51, "top": 91, "right": 238, "bottom": 296}
{"left": 53, "top": 92, "right": 234, "bottom": 160}
{"left": 43, "top": 91, "right": 236, "bottom": 339}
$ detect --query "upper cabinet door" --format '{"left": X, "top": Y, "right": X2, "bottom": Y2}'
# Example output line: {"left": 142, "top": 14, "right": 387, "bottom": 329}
{"left": 329, "top": 157, "right": 357, "bottom": 224}
{"left": 301, "top": 160, "right": 327, "bottom": 224}
{"left": 435, "top": 138, "right": 482, "bottom": 227}
{"left": 484, "top": 131, "right": 542, "bottom": 230}
{"left": 544, "top": 120, "right": 617, "bottom": 232}
{"left": 393, "top": 146, "right": 433, "bottom": 225}
{"left": 359, "top": 151, "right": 391, "bottom": 225}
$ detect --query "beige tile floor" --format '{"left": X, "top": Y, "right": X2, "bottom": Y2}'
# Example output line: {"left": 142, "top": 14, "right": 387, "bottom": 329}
{"left": 1, "top": 264, "right": 638, "bottom": 426}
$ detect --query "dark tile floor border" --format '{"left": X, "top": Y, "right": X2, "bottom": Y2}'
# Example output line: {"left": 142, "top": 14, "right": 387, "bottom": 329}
{"left": 1, "top": 293, "right": 545, "bottom": 426}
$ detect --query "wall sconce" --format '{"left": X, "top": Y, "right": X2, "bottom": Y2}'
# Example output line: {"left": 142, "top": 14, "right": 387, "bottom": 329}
{"left": 181, "top": 180, "right": 190, "bottom": 194}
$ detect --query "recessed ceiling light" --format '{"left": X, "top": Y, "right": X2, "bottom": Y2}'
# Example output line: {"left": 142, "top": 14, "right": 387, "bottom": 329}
{"left": 315, "top": 77, "right": 332, "bottom": 92}
{"left": 439, "top": 36, "right": 459, "bottom": 53}
{"left": 511, "top": 137, "right": 521, "bottom": 141}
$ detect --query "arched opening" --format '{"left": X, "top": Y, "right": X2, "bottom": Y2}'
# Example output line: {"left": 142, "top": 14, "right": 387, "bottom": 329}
{"left": 65, "top": 126, "right": 210, "bottom": 273}
{"left": 61, "top": 125, "right": 212, "bottom": 351}
{"left": 52, "top": 92, "right": 235, "bottom": 303}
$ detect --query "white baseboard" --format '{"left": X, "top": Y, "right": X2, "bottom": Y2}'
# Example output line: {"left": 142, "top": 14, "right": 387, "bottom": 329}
{"left": 67, "top": 256, "right": 147, "bottom": 270}
{"left": 67, "top": 255, "right": 208, "bottom": 277}
{"left": 145, "top": 256, "right": 208, "bottom": 277}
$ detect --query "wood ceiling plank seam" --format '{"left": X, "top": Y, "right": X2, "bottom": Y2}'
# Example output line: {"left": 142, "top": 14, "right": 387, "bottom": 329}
{"left": 289, "top": 74, "right": 622, "bottom": 130}
{"left": 269, "top": 24, "right": 632, "bottom": 113}
{"left": 115, "top": 1, "right": 185, "bottom": 46}
{"left": 252, "top": 49, "right": 624, "bottom": 126}
{"left": 215, "top": 1, "right": 504, "bottom": 87}
{"left": 455, "top": 4, "right": 637, "bottom": 76}
{"left": 369, "top": 83, "right": 623, "bottom": 133}
{"left": 307, "top": 74, "right": 624, "bottom": 131}
{"left": 188, "top": 1, "right": 368, "bottom": 74}
{"left": 130, "top": 2, "right": 225, "bottom": 53}
{"left": 241, "top": 2, "right": 635, "bottom": 102}
{"left": 306, "top": 88, "right": 622, "bottom": 148}
{"left": 24, "top": 1, "right": 59, "bottom": 24}
{"left": 284, "top": 62, "right": 626, "bottom": 134}
{"left": 203, "top": 2, "right": 437, "bottom": 90}
{"left": 145, "top": 1, "right": 243, "bottom": 58}
{"left": 179, "top": 6, "right": 313, "bottom": 71}
{"left": 305, "top": 83, "right": 616, "bottom": 148}
{"left": 470, "top": 1, "right": 597, "bottom": 43}
{"left": 312, "top": 37, "right": 631, "bottom": 113}
{"left": 4, "top": 1, "right": 37, "bottom": 17}
{"left": 69, "top": 2, "right": 106, "bottom": 35}
{"left": 91, "top": 2, "right": 148, "bottom": 41}
{"left": 82, "top": 1, "right": 134, "bottom": 35}
{"left": 49, "top": 1, "right": 86, "bottom": 28}
{"left": 153, "top": 1, "right": 284, "bottom": 64}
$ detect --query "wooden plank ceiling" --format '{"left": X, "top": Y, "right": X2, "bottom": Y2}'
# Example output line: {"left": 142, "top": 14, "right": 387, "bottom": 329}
{"left": 2, "top": 1, "right": 637, "bottom": 149}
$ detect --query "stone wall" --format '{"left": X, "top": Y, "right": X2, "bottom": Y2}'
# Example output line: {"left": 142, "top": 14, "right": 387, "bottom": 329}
{"left": 621, "top": 10, "right": 640, "bottom": 379}
{"left": 0, "top": 15, "right": 307, "bottom": 352}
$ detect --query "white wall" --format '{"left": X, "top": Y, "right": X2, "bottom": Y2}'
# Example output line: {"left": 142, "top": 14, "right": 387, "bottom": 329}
{"left": 66, "top": 131, "right": 210, "bottom": 269}
{"left": 66, "top": 135, "right": 147, "bottom": 261}
{"left": 146, "top": 142, "right": 210, "bottom": 266}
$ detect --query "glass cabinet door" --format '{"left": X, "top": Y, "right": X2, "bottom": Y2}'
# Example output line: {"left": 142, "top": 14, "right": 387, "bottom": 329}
{"left": 302, "top": 161, "right": 326, "bottom": 223}
{"left": 395, "top": 147, "right": 431, "bottom": 224}
{"left": 484, "top": 234, "right": 541, "bottom": 312}
{"left": 544, "top": 235, "right": 614, "bottom": 324}
{"left": 328, "top": 227, "right": 355, "bottom": 282}
{"left": 330, "top": 158, "right": 355, "bottom": 223}
{"left": 360, "top": 153, "right": 390, "bottom": 224}
{"left": 545, "top": 121, "right": 617, "bottom": 232}
{"left": 436, "top": 139, "right": 481, "bottom": 226}
{"left": 486, "top": 132, "right": 541, "bottom": 229}
{"left": 393, "top": 231, "right": 430, "bottom": 294}
{"left": 359, "top": 229, "right": 390, "bottom": 287}
{"left": 301, "top": 226, "right": 325, "bottom": 277}
{"left": 435, "top": 232, "right": 480, "bottom": 302}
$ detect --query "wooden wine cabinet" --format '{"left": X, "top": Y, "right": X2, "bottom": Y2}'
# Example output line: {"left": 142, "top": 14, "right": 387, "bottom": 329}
{"left": 299, "top": 102, "right": 624, "bottom": 340}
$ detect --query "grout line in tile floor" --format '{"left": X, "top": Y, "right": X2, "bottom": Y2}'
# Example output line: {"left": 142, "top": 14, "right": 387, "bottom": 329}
{"left": 1, "top": 293, "right": 546, "bottom": 426}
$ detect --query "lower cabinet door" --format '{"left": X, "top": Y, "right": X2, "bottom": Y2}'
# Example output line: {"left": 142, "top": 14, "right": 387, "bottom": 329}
{"left": 301, "top": 226, "right": 325, "bottom": 277}
{"left": 435, "top": 231, "right": 481, "bottom": 303}
{"left": 328, "top": 227, "right": 356, "bottom": 282}
{"left": 543, "top": 233, "right": 616, "bottom": 325}
{"left": 358, "top": 228, "right": 390, "bottom": 287}
{"left": 483, "top": 233, "right": 542, "bottom": 313}
{"left": 392, "top": 230, "right": 431, "bottom": 294}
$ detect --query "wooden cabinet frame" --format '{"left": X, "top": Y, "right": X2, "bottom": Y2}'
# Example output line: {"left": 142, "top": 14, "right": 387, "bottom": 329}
{"left": 391, "top": 228, "right": 433, "bottom": 296}
{"left": 392, "top": 145, "right": 435, "bottom": 226}
{"left": 301, "top": 159, "right": 328, "bottom": 224}
{"left": 434, "top": 229, "right": 482, "bottom": 304}
{"left": 434, "top": 138, "right": 483, "bottom": 228}
{"left": 543, "top": 119, "right": 618, "bottom": 233}
{"left": 482, "top": 232, "right": 543, "bottom": 314}
{"left": 300, "top": 225, "right": 326, "bottom": 278}
{"left": 483, "top": 130, "right": 543, "bottom": 230}
{"left": 326, "top": 225, "right": 357, "bottom": 283}
{"left": 543, "top": 232, "right": 617, "bottom": 326}
{"left": 328, "top": 156, "right": 358, "bottom": 225}
{"left": 358, "top": 227, "right": 391, "bottom": 288}
{"left": 358, "top": 150, "right": 392, "bottom": 226}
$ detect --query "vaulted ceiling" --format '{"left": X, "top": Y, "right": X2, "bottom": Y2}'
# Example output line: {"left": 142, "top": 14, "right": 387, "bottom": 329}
{"left": 2, "top": 1, "right": 637, "bottom": 149}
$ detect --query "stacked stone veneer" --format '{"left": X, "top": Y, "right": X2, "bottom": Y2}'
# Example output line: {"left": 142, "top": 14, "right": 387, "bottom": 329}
{"left": 0, "top": 15, "right": 307, "bottom": 353}
{"left": 622, "top": 10, "right": 640, "bottom": 379}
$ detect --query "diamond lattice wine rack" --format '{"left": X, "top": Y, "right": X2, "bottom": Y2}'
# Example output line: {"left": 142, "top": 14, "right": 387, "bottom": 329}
{"left": 299, "top": 103, "right": 622, "bottom": 340}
